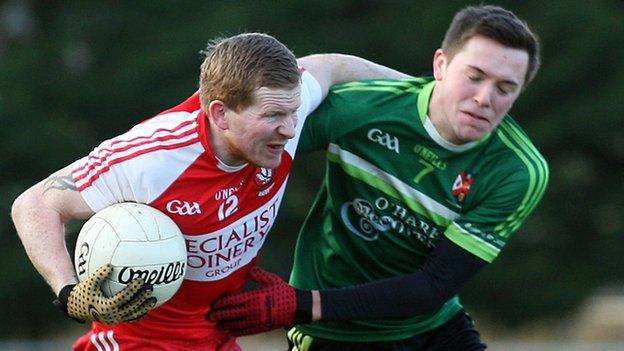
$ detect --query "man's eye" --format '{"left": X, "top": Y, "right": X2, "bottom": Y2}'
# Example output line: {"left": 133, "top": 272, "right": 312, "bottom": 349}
{"left": 497, "top": 86, "right": 514, "bottom": 95}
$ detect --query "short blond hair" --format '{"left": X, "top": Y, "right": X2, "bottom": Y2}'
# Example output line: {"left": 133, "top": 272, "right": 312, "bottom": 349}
{"left": 199, "top": 33, "right": 300, "bottom": 112}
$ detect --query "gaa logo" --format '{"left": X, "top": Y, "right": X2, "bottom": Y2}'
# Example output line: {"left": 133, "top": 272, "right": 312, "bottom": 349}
{"left": 166, "top": 200, "right": 202, "bottom": 216}
{"left": 367, "top": 128, "right": 399, "bottom": 154}
{"left": 77, "top": 242, "right": 90, "bottom": 275}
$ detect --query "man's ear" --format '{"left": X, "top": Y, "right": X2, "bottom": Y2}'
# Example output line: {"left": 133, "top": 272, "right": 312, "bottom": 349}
{"left": 432, "top": 49, "right": 447, "bottom": 81}
{"left": 208, "top": 100, "right": 228, "bottom": 130}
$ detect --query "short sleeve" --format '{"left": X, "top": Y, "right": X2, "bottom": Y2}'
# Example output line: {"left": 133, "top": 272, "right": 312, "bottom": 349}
{"left": 71, "top": 113, "right": 204, "bottom": 212}
{"left": 445, "top": 157, "right": 549, "bottom": 263}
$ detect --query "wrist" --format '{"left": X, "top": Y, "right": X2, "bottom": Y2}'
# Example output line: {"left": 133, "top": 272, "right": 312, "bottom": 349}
{"left": 294, "top": 289, "right": 313, "bottom": 324}
{"left": 52, "top": 284, "right": 82, "bottom": 323}
{"left": 54, "top": 277, "right": 79, "bottom": 296}
{"left": 311, "top": 290, "right": 321, "bottom": 321}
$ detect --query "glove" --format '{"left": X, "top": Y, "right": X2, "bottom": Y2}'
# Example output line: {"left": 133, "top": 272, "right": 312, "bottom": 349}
{"left": 53, "top": 264, "right": 157, "bottom": 324}
{"left": 208, "top": 267, "right": 312, "bottom": 336}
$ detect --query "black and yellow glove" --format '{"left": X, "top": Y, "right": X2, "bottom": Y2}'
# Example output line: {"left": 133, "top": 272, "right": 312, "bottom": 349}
{"left": 53, "top": 264, "right": 157, "bottom": 324}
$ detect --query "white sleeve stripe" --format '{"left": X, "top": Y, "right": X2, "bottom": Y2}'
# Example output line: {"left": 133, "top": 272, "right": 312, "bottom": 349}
{"left": 73, "top": 119, "right": 197, "bottom": 175}
{"left": 110, "top": 118, "right": 196, "bottom": 148}
{"left": 74, "top": 133, "right": 200, "bottom": 190}
{"left": 98, "top": 331, "right": 112, "bottom": 351}
{"left": 107, "top": 331, "right": 120, "bottom": 351}
{"left": 89, "top": 334, "right": 102, "bottom": 351}
{"left": 78, "top": 126, "right": 197, "bottom": 174}
{"left": 74, "top": 129, "right": 198, "bottom": 181}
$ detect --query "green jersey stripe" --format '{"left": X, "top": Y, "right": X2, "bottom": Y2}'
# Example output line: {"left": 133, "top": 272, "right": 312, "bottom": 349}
{"left": 500, "top": 121, "right": 550, "bottom": 205}
{"left": 327, "top": 143, "right": 459, "bottom": 225}
{"left": 499, "top": 120, "right": 549, "bottom": 218}
{"left": 336, "top": 79, "right": 428, "bottom": 89}
{"left": 417, "top": 81, "right": 436, "bottom": 123}
{"left": 445, "top": 223, "right": 500, "bottom": 262}
{"left": 494, "top": 123, "right": 548, "bottom": 237}
{"left": 332, "top": 85, "right": 419, "bottom": 95}
{"left": 502, "top": 121, "right": 549, "bottom": 207}
{"left": 332, "top": 78, "right": 428, "bottom": 96}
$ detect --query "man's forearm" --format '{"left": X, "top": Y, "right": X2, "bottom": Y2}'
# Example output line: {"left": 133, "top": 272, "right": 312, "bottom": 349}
{"left": 298, "top": 53, "right": 412, "bottom": 97}
{"left": 311, "top": 236, "right": 487, "bottom": 321}
{"left": 12, "top": 188, "right": 78, "bottom": 295}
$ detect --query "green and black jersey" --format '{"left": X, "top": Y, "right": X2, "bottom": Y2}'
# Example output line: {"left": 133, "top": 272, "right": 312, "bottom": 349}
{"left": 290, "top": 77, "right": 549, "bottom": 342}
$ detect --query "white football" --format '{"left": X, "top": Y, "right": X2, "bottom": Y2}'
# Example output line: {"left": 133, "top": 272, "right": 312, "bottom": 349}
{"left": 74, "top": 202, "right": 187, "bottom": 307}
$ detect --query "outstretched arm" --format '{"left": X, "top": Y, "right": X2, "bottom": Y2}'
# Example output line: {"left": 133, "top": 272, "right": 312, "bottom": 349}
{"left": 209, "top": 235, "right": 486, "bottom": 336}
{"left": 298, "top": 54, "right": 412, "bottom": 98}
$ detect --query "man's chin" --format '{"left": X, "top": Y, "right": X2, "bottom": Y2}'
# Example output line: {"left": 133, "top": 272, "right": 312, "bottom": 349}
{"left": 256, "top": 156, "right": 282, "bottom": 169}
{"left": 457, "top": 129, "right": 488, "bottom": 144}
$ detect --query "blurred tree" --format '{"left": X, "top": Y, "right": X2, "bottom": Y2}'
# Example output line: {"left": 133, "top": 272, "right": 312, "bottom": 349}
{"left": 1, "top": 0, "right": 623, "bottom": 337}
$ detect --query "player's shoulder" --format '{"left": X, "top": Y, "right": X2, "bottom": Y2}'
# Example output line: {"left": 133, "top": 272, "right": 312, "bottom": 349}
{"left": 490, "top": 116, "right": 549, "bottom": 184}
{"left": 129, "top": 108, "right": 200, "bottom": 139}
{"left": 330, "top": 76, "right": 433, "bottom": 95}
{"left": 73, "top": 105, "right": 204, "bottom": 183}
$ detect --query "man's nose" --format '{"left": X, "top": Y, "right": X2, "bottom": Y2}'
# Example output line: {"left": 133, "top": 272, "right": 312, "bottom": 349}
{"left": 474, "top": 85, "right": 493, "bottom": 107}
{"left": 278, "top": 116, "right": 296, "bottom": 139}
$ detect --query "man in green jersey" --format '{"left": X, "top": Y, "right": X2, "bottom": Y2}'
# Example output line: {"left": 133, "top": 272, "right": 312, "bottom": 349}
{"left": 210, "top": 5, "right": 549, "bottom": 350}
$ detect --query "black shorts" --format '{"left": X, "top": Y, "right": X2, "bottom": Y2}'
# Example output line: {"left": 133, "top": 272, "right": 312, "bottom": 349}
{"left": 287, "top": 310, "right": 487, "bottom": 351}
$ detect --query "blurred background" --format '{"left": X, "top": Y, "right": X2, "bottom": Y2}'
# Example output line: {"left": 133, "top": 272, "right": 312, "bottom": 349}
{"left": 1, "top": 0, "right": 623, "bottom": 349}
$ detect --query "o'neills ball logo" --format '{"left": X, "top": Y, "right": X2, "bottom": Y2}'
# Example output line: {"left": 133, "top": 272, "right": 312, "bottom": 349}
{"left": 117, "top": 262, "right": 186, "bottom": 285}
{"left": 254, "top": 168, "right": 275, "bottom": 197}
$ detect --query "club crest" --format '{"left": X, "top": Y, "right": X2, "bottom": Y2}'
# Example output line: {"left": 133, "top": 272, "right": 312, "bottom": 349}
{"left": 254, "top": 168, "right": 275, "bottom": 196}
{"left": 452, "top": 171, "right": 474, "bottom": 203}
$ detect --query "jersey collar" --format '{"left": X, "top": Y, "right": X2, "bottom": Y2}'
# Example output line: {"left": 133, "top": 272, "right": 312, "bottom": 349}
{"left": 417, "top": 80, "right": 492, "bottom": 152}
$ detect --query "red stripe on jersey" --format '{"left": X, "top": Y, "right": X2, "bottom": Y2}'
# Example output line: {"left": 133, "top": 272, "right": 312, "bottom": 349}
{"left": 78, "top": 127, "right": 197, "bottom": 172}
{"left": 76, "top": 137, "right": 200, "bottom": 191}
{"left": 109, "top": 119, "right": 197, "bottom": 148}
{"left": 74, "top": 119, "right": 197, "bottom": 175}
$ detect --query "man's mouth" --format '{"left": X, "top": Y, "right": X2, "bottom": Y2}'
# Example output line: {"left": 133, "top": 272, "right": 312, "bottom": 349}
{"left": 267, "top": 144, "right": 285, "bottom": 152}
{"left": 462, "top": 111, "right": 489, "bottom": 123}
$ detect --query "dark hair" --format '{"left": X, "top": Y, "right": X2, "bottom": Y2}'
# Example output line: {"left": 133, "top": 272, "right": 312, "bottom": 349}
{"left": 442, "top": 5, "right": 541, "bottom": 86}
{"left": 199, "top": 33, "right": 300, "bottom": 112}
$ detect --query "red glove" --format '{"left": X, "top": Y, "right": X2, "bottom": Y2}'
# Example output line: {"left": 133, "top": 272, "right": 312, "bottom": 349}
{"left": 209, "top": 267, "right": 312, "bottom": 336}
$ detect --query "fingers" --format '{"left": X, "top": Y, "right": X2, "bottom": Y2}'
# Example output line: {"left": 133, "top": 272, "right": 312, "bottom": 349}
{"left": 217, "top": 318, "right": 254, "bottom": 333}
{"left": 212, "top": 292, "right": 250, "bottom": 309}
{"left": 117, "top": 282, "right": 154, "bottom": 310}
{"left": 210, "top": 304, "right": 249, "bottom": 321}
{"left": 110, "top": 278, "right": 149, "bottom": 306}
{"left": 87, "top": 264, "right": 113, "bottom": 290}
{"left": 229, "top": 327, "right": 259, "bottom": 337}
{"left": 121, "top": 297, "right": 157, "bottom": 323}
{"left": 97, "top": 285, "right": 156, "bottom": 324}
{"left": 248, "top": 267, "right": 282, "bottom": 285}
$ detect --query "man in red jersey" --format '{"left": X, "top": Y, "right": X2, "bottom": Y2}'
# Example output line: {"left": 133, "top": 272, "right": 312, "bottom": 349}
{"left": 11, "top": 33, "right": 409, "bottom": 350}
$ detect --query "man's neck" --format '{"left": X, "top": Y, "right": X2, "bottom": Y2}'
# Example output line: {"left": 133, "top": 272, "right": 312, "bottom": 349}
{"left": 427, "top": 84, "right": 448, "bottom": 139}
{"left": 207, "top": 122, "right": 246, "bottom": 168}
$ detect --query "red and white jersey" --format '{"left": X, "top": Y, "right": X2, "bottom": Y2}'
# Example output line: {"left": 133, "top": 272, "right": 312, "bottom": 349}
{"left": 71, "top": 71, "right": 322, "bottom": 342}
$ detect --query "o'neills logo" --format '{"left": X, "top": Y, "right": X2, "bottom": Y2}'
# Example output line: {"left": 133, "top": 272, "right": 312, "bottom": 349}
{"left": 117, "top": 262, "right": 186, "bottom": 285}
